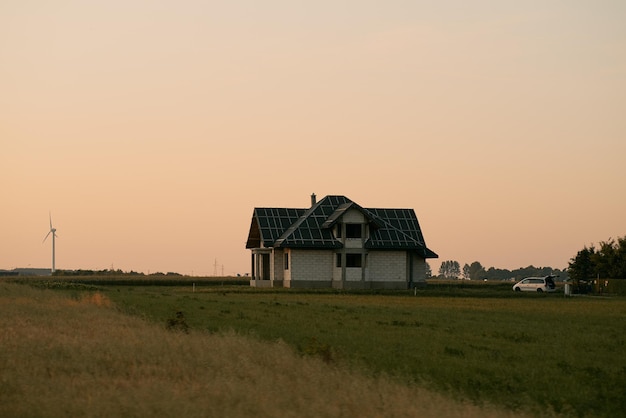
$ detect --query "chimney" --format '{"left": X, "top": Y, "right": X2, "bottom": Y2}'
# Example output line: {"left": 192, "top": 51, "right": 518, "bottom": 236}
{"left": 310, "top": 193, "right": 317, "bottom": 206}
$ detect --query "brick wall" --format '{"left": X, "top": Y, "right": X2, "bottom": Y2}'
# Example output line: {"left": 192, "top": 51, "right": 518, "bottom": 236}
{"left": 368, "top": 251, "right": 407, "bottom": 282}
{"left": 411, "top": 254, "right": 427, "bottom": 283}
{"left": 342, "top": 209, "right": 365, "bottom": 223}
{"left": 272, "top": 249, "right": 284, "bottom": 281}
{"left": 289, "top": 249, "right": 334, "bottom": 282}
{"left": 283, "top": 247, "right": 428, "bottom": 288}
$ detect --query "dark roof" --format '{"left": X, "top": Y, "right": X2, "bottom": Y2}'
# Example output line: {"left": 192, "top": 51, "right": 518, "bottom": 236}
{"left": 246, "top": 208, "right": 306, "bottom": 248}
{"left": 246, "top": 195, "right": 438, "bottom": 258}
{"left": 364, "top": 208, "right": 439, "bottom": 258}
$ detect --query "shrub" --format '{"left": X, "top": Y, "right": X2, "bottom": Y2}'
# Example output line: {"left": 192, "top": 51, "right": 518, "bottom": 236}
{"left": 301, "top": 337, "right": 335, "bottom": 364}
{"left": 166, "top": 311, "right": 189, "bottom": 333}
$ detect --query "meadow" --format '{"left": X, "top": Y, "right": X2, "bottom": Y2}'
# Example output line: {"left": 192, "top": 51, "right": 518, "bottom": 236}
{"left": 2, "top": 281, "right": 531, "bottom": 418}
{"left": 3, "top": 278, "right": 625, "bottom": 417}
{"left": 103, "top": 283, "right": 625, "bottom": 417}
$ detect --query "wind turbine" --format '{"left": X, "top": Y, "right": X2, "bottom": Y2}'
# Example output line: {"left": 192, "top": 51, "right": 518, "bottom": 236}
{"left": 43, "top": 213, "right": 58, "bottom": 273}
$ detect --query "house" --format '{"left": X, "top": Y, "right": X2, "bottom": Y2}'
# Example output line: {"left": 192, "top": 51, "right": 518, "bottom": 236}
{"left": 245, "top": 194, "right": 438, "bottom": 289}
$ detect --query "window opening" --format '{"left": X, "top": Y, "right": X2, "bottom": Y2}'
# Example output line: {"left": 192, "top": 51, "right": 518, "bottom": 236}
{"left": 345, "top": 224, "right": 362, "bottom": 239}
{"left": 346, "top": 254, "right": 362, "bottom": 268}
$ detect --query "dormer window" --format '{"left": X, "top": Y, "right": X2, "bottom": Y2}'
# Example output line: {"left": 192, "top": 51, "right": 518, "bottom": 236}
{"left": 345, "top": 223, "right": 362, "bottom": 239}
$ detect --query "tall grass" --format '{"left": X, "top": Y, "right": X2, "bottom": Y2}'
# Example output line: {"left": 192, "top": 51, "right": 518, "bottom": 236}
{"left": 0, "top": 283, "right": 530, "bottom": 418}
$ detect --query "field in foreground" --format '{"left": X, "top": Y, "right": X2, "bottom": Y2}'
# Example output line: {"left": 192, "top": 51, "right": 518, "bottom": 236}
{"left": 1, "top": 283, "right": 532, "bottom": 418}
{"left": 99, "top": 283, "right": 626, "bottom": 418}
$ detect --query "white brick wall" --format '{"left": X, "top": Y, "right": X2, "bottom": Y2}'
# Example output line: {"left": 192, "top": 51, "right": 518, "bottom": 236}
{"left": 411, "top": 254, "right": 427, "bottom": 283}
{"left": 333, "top": 265, "right": 342, "bottom": 281}
{"left": 368, "top": 251, "right": 406, "bottom": 282}
{"left": 282, "top": 247, "right": 427, "bottom": 288}
{"left": 290, "top": 249, "right": 333, "bottom": 281}
{"left": 342, "top": 209, "right": 365, "bottom": 223}
{"left": 272, "top": 249, "right": 284, "bottom": 281}
{"left": 344, "top": 239, "right": 363, "bottom": 249}
{"left": 345, "top": 268, "right": 362, "bottom": 281}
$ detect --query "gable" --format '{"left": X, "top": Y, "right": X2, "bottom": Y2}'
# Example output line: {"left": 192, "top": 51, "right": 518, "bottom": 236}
{"left": 341, "top": 208, "right": 366, "bottom": 223}
{"left": 273, "top": 196, "right": 351, "bottom": 248}
{"left": 245, "top": 208, "right": 305, "bottom": 248}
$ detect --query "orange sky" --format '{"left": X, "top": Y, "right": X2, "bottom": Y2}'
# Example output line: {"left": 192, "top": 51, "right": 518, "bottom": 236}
{"left": 2, "top": 1, "right": 625, "bottom": 275}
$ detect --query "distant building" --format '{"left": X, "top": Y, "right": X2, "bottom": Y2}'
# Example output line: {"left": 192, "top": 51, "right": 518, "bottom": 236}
{"left": 245, "top": 194, "right": 438, "bottom": 289}
{"left": 0, "top": 268, "right": 51, "bottom": 277}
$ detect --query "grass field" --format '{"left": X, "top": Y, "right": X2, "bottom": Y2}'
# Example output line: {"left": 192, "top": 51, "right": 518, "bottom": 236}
{"left": 3, "top": 278, "right": 626, "bottom": 417}
{"left": 103, "top": 282, "right": 626, "bottom": 417}
{"left": 1, "top": 282, "right": 530, "bottom": 418}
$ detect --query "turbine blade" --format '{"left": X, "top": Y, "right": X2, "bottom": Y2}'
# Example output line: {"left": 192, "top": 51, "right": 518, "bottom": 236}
{"left": 49, "top": 212, "right": 53, "bottom": 229}
{"left": 43, "top": 230, "right": 51, "bottom": 243}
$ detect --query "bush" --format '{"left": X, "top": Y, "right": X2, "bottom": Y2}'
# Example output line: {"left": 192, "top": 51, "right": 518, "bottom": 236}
{"left": 301, "top": 337, "right": 335, "bottom": 364}
{"left": 605, "top": 279, "right": 626, "bottom": 295}
{"left": 166, "top": 311, "right": 189, "bottom": 333}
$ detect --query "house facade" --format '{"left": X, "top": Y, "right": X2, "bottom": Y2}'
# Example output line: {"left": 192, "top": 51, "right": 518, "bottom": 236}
{"left": 245, "top": 195, "right": 438, "bottom": 289}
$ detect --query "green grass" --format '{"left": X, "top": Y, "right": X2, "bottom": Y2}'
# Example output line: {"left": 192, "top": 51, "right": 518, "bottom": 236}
{"left": 98, "top": 284, "right": 626, "bottom": 417}
{"left": 1, "top": 283, "right": 532, "bottom": 418}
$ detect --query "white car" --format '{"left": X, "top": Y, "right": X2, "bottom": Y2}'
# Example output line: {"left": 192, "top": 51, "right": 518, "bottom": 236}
{"left": 513, "top": 276, "right": 557, "bottom": 293}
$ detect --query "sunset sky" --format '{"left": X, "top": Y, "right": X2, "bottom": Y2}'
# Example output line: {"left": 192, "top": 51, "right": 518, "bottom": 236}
{"left": 2, "top": 1, "right": 625, "bottom": 276}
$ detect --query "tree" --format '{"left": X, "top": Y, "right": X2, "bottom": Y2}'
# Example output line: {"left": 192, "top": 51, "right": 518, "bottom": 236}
{"left": 616, "top": 237, "right": 626, "bottom": 279}
{"left": 569, "top": 236, "right": 626, "bottom": 282}
{"left": 593, "top": 240, "right": 616, "bottom": 279}
{"left": 467, "top": 261, "right": 486, "bottom": 280}
{"left": 569, "top": 247, "right": 595, "bottom": 281}
{"left": 425, "top": 262, "right": 432, "bottom": 279}
{"left": 438, "top": 260, "right": 461, "bottom": 279}
{"left": 462, "top": 264, "right": 471, "bottom": 280}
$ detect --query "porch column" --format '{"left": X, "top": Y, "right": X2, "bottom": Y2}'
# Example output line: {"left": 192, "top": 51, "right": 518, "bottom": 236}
{"left": 251, "top": 253, "right": 255, "bottom": 279}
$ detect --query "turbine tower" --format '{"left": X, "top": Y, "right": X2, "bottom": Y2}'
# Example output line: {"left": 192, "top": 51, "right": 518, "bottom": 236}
{"left": 43, "top": 213, "right": 58, "bottom": 273}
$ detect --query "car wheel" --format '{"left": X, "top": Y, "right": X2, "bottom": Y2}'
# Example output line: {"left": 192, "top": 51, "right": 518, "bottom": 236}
{"left": 514, "top": 287, "right": 521, "bottom": 292}
{"left": 536, "top": 288, "right": 543, "bottom": 293}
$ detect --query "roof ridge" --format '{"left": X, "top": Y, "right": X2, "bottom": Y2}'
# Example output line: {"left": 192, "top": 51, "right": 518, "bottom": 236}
{"left": 274, "top": 204, "right": 322, "bottom": 245}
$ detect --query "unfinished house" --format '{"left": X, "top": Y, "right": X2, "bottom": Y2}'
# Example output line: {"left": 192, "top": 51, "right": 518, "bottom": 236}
{"left": 245, "top": 194, "right": 438, "bottom": 289}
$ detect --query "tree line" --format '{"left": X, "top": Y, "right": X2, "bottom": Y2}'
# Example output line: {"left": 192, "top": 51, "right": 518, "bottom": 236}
{"left": 431, "top": 260, "right": 566, "bottom": 281}
{"left": 431, "top": 235, "right": 626, "bottom": 283}
{"left": 52, "top": 269, "right": 183, "bottom": 277}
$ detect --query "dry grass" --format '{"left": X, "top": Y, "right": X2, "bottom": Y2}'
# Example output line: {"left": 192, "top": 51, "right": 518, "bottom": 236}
{"left": 0, "top": 283, "right": 540, "bottom": 418}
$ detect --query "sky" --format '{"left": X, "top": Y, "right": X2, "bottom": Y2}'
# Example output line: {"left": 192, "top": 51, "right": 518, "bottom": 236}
{"left": 2, "top": 0, "right": 625, "bottom": 276}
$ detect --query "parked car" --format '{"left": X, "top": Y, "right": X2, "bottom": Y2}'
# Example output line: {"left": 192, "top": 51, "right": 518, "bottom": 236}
{"left": 512, "top": 275, "right": 557, "bottom": 292}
